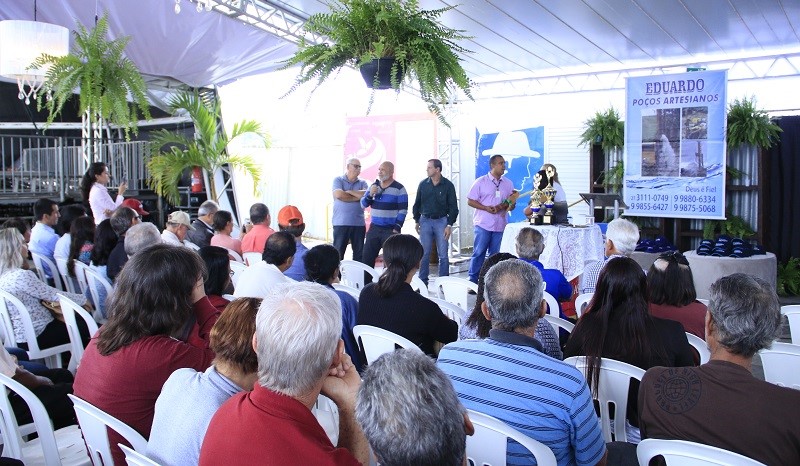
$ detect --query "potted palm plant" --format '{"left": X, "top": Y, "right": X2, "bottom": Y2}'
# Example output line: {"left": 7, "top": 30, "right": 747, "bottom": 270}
{"left": 579, "top": 107, "right": 624, "bottom": 192}
{"left": 147, "top": 91, "right": 268, "bottom": 204}
{"left": 33, "top": 15, "right": 150, "bottom": 140}
{"left": 282, "top": 0, "right": 473, "bottom": 125}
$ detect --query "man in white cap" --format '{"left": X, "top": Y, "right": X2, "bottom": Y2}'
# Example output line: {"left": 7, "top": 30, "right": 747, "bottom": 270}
{"left": 162, "top": 211, "right": 198, "bottom": 248}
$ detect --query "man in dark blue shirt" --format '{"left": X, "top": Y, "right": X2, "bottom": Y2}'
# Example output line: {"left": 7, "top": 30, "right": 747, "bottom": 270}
{"left": 411, "top": 159, "right": 458, "bottom": 285}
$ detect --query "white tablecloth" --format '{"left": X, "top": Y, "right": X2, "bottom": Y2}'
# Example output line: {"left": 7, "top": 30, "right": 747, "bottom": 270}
{"left": 499, "top": 223, "right": 605, "bottom": 281}
{"left": 684, "top": 250, "right": 777, "bottom": 300}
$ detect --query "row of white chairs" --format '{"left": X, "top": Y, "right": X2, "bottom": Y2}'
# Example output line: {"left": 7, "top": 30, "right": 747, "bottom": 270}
{"left": 36, "top": 253, "right": 113, "bottom": 321}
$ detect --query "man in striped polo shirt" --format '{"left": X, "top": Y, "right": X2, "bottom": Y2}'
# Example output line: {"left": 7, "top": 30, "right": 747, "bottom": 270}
{"left": 360, "top": 161, "right": 408, "bottom": 269}
{"left": 438, "top": 260, "right": 607, "bottom": 466}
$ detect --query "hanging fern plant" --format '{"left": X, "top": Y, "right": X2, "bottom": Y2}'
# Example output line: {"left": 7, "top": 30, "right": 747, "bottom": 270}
{"left": 578, "top": 107, "right": 624, "bottom": 153}
{"left": 33, "top": 15, "right": 151, "bottom": 138}
{"left": 727, "top": 96, "right": 782, "bottom": 150}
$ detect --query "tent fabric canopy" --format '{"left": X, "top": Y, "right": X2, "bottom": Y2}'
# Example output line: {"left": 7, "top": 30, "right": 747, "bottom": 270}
{"left": 1, "top": 0, "right": 297, "bottom": 88}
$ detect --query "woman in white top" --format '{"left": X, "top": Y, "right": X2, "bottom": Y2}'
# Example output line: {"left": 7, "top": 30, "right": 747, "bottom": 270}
{"left": 81, "top": 162, "right": 127, "bottom": 225}
{"left": 0, "top": 229, "right": 89, "bottom": 350}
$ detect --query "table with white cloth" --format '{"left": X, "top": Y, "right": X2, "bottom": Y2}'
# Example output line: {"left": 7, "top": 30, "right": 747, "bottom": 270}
{"left": 683, "top": 250, "right": 777, "bottom": 300}
{"left": 499, "top": 223, "right": 605, "bottom": 281}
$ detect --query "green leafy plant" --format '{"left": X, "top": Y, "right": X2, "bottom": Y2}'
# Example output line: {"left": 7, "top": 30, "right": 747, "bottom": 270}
{"left": 147, "top": 92, "right": 268, "bottom": 204}
{"left": 33, "top": 15, "right": 150, "bottom": 139}
{"left": 579, "top": 107, "right": 624, "bottom": 153}
{"left": 727, "top": 96, "right": 782, "bottom": 150}
{"left": 281, "top": 0, "right": 473, "bottom": 126}
{"left": 601, "top": 160, "right": 625, "bottom": 193}
{"left": 777, "top": 257, "right": 800, "bottom": 296}
{"left": 702, "top": 213, "right": 755, "bottom": 240}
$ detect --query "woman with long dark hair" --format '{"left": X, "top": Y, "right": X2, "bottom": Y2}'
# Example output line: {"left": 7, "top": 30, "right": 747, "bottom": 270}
{"left": 81, "top": 162, "right": 127, "bottom": 224}
{"left": 564, "top": 256, "right": 694, "bottom": 442}
{"left": 67, "top": 217, "right": 95, "bottom": 276}
{"left": 74, "top": 244, "right": 219, "bottom": 465}
{"left": 460, "top": 252, "right": 563, "bottom": 359}
{"left": 647, "top": 251, "right": 707, "bottom": 339}
{"left": 357, "top": 234, "right": 457, "bottom": 356}
{"left": 84, "top": 220, "right": 117, "bottom": 320}
{"left": 198, "top": 246, "right": 232, "bottom": 313}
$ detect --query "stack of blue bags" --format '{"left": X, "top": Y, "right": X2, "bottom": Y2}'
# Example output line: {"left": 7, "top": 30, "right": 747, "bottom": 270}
{"left": 635, "top": 236, "right": 677, "bottom": 254}
{"left": 696, "top": 235, "right": 766, "bottom": 258}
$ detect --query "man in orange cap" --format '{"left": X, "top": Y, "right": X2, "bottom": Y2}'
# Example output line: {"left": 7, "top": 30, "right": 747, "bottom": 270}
{"left": 278, "top": 205, "right": 308, "bottom": 281}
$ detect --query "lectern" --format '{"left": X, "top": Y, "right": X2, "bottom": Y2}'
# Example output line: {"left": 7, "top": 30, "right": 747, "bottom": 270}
{"left": 579, "top": 193, "right": 627, "bottom": 220}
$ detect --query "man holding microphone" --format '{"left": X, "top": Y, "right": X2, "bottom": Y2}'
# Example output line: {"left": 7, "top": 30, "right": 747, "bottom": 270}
{"left": 360, "top": 161, "right": 408, "bottom": 269}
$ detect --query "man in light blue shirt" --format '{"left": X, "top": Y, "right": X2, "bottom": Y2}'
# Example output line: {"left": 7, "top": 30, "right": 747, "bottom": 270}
{"left": 29, "top": 198, "right": 60, "bottom": 279}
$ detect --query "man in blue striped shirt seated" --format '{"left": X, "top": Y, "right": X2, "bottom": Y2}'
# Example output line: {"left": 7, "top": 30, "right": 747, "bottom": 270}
{"left": 360, "top": 161, "right": 408, "bottom": 269}
{"left": 438, "top": 260, "right": 607, "bottom": 466}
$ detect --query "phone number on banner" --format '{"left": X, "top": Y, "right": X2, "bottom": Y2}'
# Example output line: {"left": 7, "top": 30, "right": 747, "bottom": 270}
{"left": 628, "top": 193, "right": 718, "bottom": 215}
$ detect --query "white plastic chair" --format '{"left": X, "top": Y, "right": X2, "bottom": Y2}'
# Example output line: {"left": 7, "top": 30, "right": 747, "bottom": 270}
{"left": 55, "top": 257, "right": 80, "bottom": 294}
{"left": 31, "top": 252, "right": 65, "bottom": 291}
{"left": 780, "top": 305, "right": 800, "bottom": 345}
{"left": 696, "top": 298, "right": 710, "bottom": 306}
{"left": 352, "top": 325, "right": 422, "bottom": 365}
{"left": 224, "top": 248, "right": 244, "bottom": 263}
{"left": 543, "top": 290, "right": 560, "bottom": 318}
{"left": 69, "top": 394, "right": 148, "bottom": 466}
{"left": 685, "top": 332, "right": 710, "bottom": 364}
{"left": 72, "top": 262, "right": 90, "bottom": 295}
{"left": 0, "top": 290, "right": 71, "bottom": 368}
{"left": 0, "top": 373, "right": 89, "bottom": 466}
{"left": 313, "top": 395, "right": 339, "bottom": 446}
{"left": 544, "top": 314, "right": 575, "bottom": 334}
{"left": 574, "top": 292, "right": 593, "bottom": 318}
{"left": 222, "top": 294, "right": 236, "bottom": 301}
{"left": 242, "top": 252, "right": 262, "bottom": 267}
{"left": 429, "top": 296, "right": 465, "bottom": 326}
{"left": 58, "top": 294, "right": 99, "bottom": 373}
{"left": 410, "top": 274, "right": 428, "bottom": 296}
{"left": 465, "top": 410, "right": 557, "bottom": 466}
{"left": 339, "top": 260, "right": 379, "bottom": 290}
{"left": 433, "top": 276, "right": 477, "bottom": 311}
{"left": 84, "top": 267, "right": 114, "bottom": 317}
{"left": 332, "top": 283, "right": 361, "bottom": 301}
{"left": 564, "top": 356, "right": 645, "bottom": 442}
{"left": 229, "top": 260, "right": 247, "bottom": 287}
{"left": 119, "top": 444, "right": 161, "bottom": 466}
{"left": 636, "top": 438, "right": 766, "bottom": 466}
{"left": 759, "top": 342, "right": 800, "bottom": 390}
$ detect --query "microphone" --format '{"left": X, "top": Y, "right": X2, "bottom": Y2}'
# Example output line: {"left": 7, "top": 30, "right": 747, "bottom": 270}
{"left": 374, "top": 178, "right": 380, "bottom": 185}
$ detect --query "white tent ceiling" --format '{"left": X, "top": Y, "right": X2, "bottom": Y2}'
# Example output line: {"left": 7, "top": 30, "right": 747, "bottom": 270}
{"left": 2, "top": 0, "right": 799, "bottom": 97}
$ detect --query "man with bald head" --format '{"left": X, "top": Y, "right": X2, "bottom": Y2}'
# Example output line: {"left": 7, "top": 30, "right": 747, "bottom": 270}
{"left": 332, "top": 158, "right": 368, "bottom": 261}
{"left": 360, "top": 161, "right": 408, "bottom": 269}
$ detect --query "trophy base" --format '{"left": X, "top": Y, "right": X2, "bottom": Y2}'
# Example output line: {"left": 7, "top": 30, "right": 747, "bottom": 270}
{"left": 542, "top": 214, "right": 554, "bottom": 225}
{"left": 529, "top": 215, "right": 543, "bottom": 226}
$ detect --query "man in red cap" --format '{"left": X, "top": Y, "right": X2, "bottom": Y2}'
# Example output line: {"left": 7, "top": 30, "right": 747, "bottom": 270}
{"left": 278, "top": 205, "right": 308, "bottom": 281}
{"left": 121, "top": 198, "right": 149, "bottom": 218}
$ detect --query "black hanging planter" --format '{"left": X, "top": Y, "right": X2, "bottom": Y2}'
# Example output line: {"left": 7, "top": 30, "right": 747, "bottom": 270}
{"left": 359, "top": 58, "right": 404, "bottom": 89}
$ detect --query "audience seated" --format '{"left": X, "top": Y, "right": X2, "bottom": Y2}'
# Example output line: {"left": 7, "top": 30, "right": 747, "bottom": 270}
{"left": 106, "top": 207, "right": 139, "bottom": 281}
{"left": 304, "top": 244, "right": 363, "bottom": 372}
{"left": 2, "top": 218, "right": 31, "bottom": 270}
{"left": 357, "top": 234, "right": 457, "bottom": 356}
{"left": 516, "top": 226, "right": 573, "bottom": 308}
{"left": 234, "top": 231, "right": 295, "bottom": 298}
{"left": 86, "top": 220, "right": 117, "bottom": 320}
{"left": 579, "top": 218, "right": 639, "bottom": 294}
{"left": 199, "top": 282, "right": 369, "bottom": 465}
{"left": 564, "top": 256, "right": 694, "bottom": 443}
{"left": 198, "top": 246, "right": 232, "bottom": 313}
{"left": 647, "top": 251, "right": 707, "bottom": 339}
{"left": 28, "top": 198, "right": 60, "bottom": 279}
{"left": 240, "top": 203, "right": 275, "bottom": 254}
{"left": 438, "top": 260, "right": 607, "bottom": 465}
{"left": 123, "top": 222, "right": 162, "bottom": 257}
{"left": 459, "top": 252, "right": 562, "bottom": 359}
{"left": 0, "top": 228, "right": 90, "bottom": 350}
{"left": 187, "top": 201, "right": 218, "bottom": 248}
{"left": 162, "top": 211, "right": 198, "bottom": 248}
{"left": 278, "top": 205, "right": 309, "bottom": 281}
{"left": 148, "top": 297, "right": 260, "bottom": 466}
{"left": 74, "top": 244, "right": 218, "bottom": 465}
{"left": 54, "top": 204, "right": 87, "bottom": 260}
{"left": 209, "top": 210, "right": 242, "bottom": 257}
{"left": 356, "top": 349, "right": 474, "bottom": 466}
{"left": 639, "top": 273, "right": 800, "bottom": 465}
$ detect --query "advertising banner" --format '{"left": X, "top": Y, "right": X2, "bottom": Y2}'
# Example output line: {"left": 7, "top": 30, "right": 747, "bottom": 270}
{"left": 624, "top": 70, "right": 727, "bottom": 219}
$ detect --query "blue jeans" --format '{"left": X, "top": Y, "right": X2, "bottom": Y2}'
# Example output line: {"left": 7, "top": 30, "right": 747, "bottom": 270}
{"left": 418, "top": 216, "right": 449, "bottom": 284}
{"left": 468, "top": 226, "right": 504, "bottom": 283}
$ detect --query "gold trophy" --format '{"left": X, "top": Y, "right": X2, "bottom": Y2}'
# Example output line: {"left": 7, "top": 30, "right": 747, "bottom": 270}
{"left": 528, "top": 189, "right": 544, "bottom": 225}
{"left": 541, "top": 183, "right": 556, "bottom": 225}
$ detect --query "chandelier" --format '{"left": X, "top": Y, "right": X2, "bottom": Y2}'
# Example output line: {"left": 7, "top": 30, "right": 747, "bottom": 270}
{"left": 0, "top": 20, "right": 69, "bottom": 105}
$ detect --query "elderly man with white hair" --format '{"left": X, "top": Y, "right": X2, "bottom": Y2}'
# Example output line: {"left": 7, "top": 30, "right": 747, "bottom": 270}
{"left": 199, "top": 282, "right": 369, "bottom": 465}
{"left": 186, "top": 200, "right": 219, "bottom": 248}
{"left": 579, "top": 217, "right": 639, "bottom": 294}
{"left": 356, "top": 349, "right": 474, "bottom": 466}
{"left": 123, "top": 222, "right": 162, "bottom": 257}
